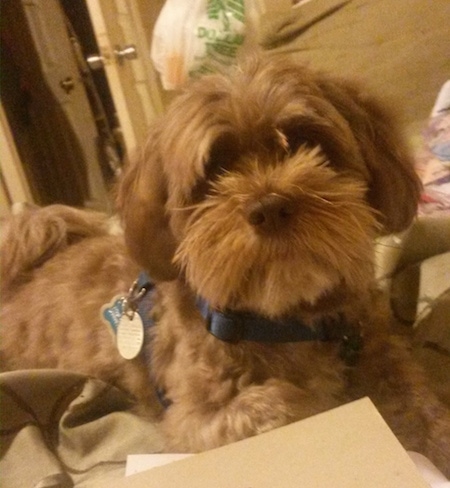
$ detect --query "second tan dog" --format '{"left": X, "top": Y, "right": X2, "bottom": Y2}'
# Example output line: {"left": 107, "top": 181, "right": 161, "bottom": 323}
{"left": 1, "top": 56, "right": 449, "bottom": 474}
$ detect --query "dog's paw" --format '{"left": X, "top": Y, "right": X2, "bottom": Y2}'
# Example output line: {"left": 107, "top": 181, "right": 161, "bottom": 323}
{"left": 223, "top": 380, "right": 322, "bottom": 441}
{"left": 162, "top": 380, "right": 338, "bottom": 452}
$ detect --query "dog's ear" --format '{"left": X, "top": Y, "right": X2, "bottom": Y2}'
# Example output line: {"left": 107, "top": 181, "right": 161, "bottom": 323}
{"left": 320, "top": 79, "right": 422, "bottom": 234}
{"left": 116, "top": 127, "right": 178, "bottom": 281}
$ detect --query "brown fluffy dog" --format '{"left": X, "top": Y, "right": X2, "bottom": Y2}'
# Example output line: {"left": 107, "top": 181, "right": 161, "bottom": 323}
{"left": 1, "top": 56, "right": 450, "bottom": 474}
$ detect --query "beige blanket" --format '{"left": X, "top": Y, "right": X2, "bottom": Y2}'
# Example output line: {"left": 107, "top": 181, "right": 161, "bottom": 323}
{"left": 0, "top": 370, "right": 163, "bottom": 488}
{"left": 260, "top": 0, "right": 450, "bottom": 134}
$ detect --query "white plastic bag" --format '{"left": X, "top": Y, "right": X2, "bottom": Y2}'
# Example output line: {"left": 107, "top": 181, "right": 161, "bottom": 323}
{"left": 151, "top": 0, "right": 257, "bottom": 90}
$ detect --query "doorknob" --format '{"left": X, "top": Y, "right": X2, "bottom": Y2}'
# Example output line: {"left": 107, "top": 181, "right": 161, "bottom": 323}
{"left": 86, "top": 54, "right": 105, "bottom": 71}
{"left": 114, "top": 44, "right": 138, "bottom": 64}
{"left": 86, "top": 45, "right": 138, "bottom": 71}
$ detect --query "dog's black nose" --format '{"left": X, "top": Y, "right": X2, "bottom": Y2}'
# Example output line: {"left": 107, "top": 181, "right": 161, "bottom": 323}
{"left": 245, "top": 194, "right": 296, "bottom": 232}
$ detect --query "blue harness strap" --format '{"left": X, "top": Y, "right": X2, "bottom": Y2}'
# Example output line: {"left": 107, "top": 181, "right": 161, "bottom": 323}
{"left": 134, "top": 273, "right": 172, "bottom": 409}
{"left": 135, "top": 272, "right": 155, "bottom": 328}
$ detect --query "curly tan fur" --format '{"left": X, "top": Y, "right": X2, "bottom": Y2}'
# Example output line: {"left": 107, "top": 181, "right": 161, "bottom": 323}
{"left": 1, "top": 56, "right": 449, "bottom": 474}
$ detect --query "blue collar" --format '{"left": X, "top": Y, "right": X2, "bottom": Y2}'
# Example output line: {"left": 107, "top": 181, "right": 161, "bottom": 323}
{"left": 136, "top": 273, "right": 363, "bottom": 365}
{"left": 196, "top": 296, "right": 326, "bottom": 343}
{"left": 136, "top": 273, "right": 324, "bottom": 343}
{"left": 196, "top": 298, "right": 363, "bottom": 365}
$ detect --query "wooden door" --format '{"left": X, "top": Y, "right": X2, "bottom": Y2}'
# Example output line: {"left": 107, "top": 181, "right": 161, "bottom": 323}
{"left": 86, "top": 0, "right": 165, "bottom": 155}
{"left": 0, "top": 0, "right": 111, "bottom": 211}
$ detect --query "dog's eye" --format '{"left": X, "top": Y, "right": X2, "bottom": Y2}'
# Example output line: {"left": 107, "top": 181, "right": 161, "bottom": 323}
{"left": 279, "top": 126, "right": 317, "bottom": 155}
{"left": 205, "top": 136, "right": 239, "bottom": 179}
{"left": 190, "top": 136, "right": 239, "bottom": 202}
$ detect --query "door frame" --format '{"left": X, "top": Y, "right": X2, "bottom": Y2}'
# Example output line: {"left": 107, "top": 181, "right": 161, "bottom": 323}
{"left": 0, "top": 103, "right": 33, "bottom": 210}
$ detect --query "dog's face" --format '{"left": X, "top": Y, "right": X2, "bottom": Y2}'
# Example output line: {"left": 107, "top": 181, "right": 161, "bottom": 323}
{"left": 118, "top": 57, "right": 421, "bottom": 318}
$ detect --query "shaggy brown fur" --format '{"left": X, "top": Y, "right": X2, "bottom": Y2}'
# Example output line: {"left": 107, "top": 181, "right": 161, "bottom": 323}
{"left": 1, "top": 56, "right": 449, "bottom": 475}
